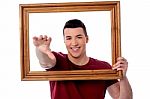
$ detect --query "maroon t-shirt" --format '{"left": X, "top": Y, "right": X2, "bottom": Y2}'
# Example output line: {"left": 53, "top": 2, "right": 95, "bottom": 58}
{"left": 47, "top": 52, "right": 118, "bottom": 99}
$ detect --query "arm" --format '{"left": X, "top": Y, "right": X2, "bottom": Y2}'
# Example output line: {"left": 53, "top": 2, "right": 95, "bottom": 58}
{"left": 33, "top": 35, "right": 56, "bottom": 68}
{"left": 107, "top": 57, "right": 133, "bottom": 99}
{"left": 36, "top": 47, "right": 56, "bottom": 68}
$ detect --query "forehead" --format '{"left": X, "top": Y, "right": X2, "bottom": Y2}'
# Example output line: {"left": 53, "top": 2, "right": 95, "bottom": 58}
{"left": 64, "top": 27, "right": 85, "bottom": 36}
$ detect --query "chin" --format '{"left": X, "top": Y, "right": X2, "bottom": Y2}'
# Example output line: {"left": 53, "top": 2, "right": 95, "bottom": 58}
{"left": 71, "top": 54, "right": 80, "bottom": 58}
{"left": 69, "top": 53, "right": 80, "bottom": 59}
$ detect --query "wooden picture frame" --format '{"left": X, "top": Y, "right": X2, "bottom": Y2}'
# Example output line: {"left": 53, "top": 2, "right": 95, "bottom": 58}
{"left": 20, "top": 1, "right": 122, "bottom": 81}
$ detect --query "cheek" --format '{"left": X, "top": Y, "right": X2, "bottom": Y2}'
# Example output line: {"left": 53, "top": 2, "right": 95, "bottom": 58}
{"left": 80, "top": 40, "right": 87, "bottom": 45}
{"left": 64, "top": 41, "right": 70, "bottom": 47}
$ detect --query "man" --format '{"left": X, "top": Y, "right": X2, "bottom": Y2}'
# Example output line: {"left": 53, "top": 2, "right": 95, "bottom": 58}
{"left": 33, "top": 19, "right": 132, "bottom": 99}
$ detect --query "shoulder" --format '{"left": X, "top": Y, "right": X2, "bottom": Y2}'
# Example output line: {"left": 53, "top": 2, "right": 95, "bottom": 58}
{"left": 47, "top": 51, "right": 68, "bottom": 70}
{"left": 90, "top": 57, "right": 112, "bottom": 69}
{"left": 52, "top": 51, "right": 67, "bottom": 59}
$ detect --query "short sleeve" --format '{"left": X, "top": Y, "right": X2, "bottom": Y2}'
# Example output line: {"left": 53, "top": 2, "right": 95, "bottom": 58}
{"left": 106, "top": 79, "right": 118, "bottom": 88}
{"left": 46, "top": 51, "right": 68, "bottom": 71}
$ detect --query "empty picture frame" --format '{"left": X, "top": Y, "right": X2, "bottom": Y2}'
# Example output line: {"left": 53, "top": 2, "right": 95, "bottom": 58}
{"left": 20, "top": 1, "right": 122, "bottom": 81}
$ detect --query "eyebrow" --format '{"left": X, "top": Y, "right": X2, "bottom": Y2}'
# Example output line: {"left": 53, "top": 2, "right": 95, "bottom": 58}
{"left": 65, "top": 36, "right": 71, "bottom": 38}
{"left": 76, "top": 34, "right": 84, "bottom": 37}
{"left": 65, "top": 34, "right": 84, "bottom": 38}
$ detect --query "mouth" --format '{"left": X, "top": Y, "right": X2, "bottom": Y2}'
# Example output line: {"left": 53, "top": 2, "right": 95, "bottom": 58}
{"left": 71, "top": 47, "right": 80, "bottom": 52}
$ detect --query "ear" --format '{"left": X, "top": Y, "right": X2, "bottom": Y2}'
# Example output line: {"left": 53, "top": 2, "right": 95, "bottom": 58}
{"left": 86, "top": 36, "right": 89, "bottom": 43}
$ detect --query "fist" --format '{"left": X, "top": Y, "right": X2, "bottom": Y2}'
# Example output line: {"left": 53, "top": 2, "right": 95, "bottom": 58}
{"left": 113, "top": 57, "right": 128, "bottom": 77}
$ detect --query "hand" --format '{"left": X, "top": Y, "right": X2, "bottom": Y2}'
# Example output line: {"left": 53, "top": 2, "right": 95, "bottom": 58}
{"left": 33, "top": 35, "right": 51, "bottom": 54}
{"left": 113, "top": 57, "right": 128, "bottom": 78}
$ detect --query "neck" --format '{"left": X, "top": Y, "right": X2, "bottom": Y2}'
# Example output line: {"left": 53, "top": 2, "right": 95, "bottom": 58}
{"left": 68, "top": 54, "right": 89, "bottom": 66}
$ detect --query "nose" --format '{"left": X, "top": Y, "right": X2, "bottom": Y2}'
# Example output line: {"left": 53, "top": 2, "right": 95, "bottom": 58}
{"left": 71, "top": 38, "right": 78, "bottom": 46}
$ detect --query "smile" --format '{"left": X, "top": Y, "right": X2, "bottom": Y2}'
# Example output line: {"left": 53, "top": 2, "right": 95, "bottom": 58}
{"left": 71, "top": 47, "right": 80, "bottom": 51}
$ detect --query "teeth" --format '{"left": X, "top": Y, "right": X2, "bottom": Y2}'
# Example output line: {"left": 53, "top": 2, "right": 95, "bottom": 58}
{"left": 72, "top": 47, "right": 79, "bottom": 51}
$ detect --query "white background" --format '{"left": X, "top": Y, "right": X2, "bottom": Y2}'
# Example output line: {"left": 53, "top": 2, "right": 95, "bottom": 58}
{"left": 29, "top": 11, "right": 112, "bottom": 71}
{"left": 0, "top": 0, "right": 150, "bottom": 98}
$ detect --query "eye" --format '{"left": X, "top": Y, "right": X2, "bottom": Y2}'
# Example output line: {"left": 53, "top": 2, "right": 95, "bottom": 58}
{"left": 65, "top": 36, "right": 71, "bottom": 40}
{"left": 77, "top": 36, "right": 82, "bottom": 39}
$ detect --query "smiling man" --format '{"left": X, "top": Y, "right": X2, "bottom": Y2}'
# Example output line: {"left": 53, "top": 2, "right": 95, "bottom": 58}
{"left": 64, "top": 27, "right": 89, "bottom": 65}
{"left": 33, "top": 19, "right": 132, "bottom": 99}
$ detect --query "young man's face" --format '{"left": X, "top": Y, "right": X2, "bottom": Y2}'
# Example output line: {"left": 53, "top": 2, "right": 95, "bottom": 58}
{"left": 64, "top": 27, "right": 88, "bottom": 59}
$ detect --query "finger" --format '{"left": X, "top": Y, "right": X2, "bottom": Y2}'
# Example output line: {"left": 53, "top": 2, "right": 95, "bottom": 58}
{"left": 117, "top": 57, "right": 127, "bottom": 62}
{"left": 47, "top": 37, "right": 52, "bottom": 42}
{"left": 39, "top": 35, "right": 43, "bottom": 40}
{"left": 112, "top": 65, "right": 120, "bottom": 70}
{"left": 116, "top": 68, "right": 124, "bottom": 71}
{"left": 33, "top": 36, "right": 39, "bottom": 46}
{"left": 113, "top": 64, "right": 126, "bottom": 70}
{"left": 118, "top": 60, "right": 128, "bottom": 66}
{"left": 113, "top": 60, "right": 124, "bottom": 67}
{"left": 33, "top": 36, "right": 38, "bottom": 41}
{"left": 43, "top": 35, "right": 48, "bottom": 40}
{"left": 115, "top": 58, "right": 128, "bottom": 67}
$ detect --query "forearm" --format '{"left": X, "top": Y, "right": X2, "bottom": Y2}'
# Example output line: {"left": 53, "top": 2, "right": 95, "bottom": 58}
{"left": 36, "top": 48, "right": 56, "bottom": 68}
{"left": 119, "top": 76, "right": 133, "bottom": 99}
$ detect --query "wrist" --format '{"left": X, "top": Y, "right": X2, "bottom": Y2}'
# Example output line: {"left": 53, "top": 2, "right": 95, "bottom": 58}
{"left": 120, "top": 75, "right": 127, "bottom": 81}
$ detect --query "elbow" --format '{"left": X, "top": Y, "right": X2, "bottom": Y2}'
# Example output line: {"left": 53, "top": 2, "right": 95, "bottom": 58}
{"left": 40, "top": 62, "right": 56, "bottom": 69}
{"left": 39, "top": 56, "right": 56, "bottom": 69}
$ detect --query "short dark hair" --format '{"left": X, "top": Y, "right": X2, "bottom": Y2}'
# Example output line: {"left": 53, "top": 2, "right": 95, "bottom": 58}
{"left": 63, "top": 19, "right": 88, "bottom": 36}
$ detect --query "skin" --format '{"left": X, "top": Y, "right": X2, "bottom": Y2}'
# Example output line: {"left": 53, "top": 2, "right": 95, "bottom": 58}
{"left": 63, "top": 27, "right": 89, "bottom": 65}
{"left": 33, "top": 27, "right": 133, "bottom": 99}
{"left": 33, "top": 35, "right": 51, "bottom": 54}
